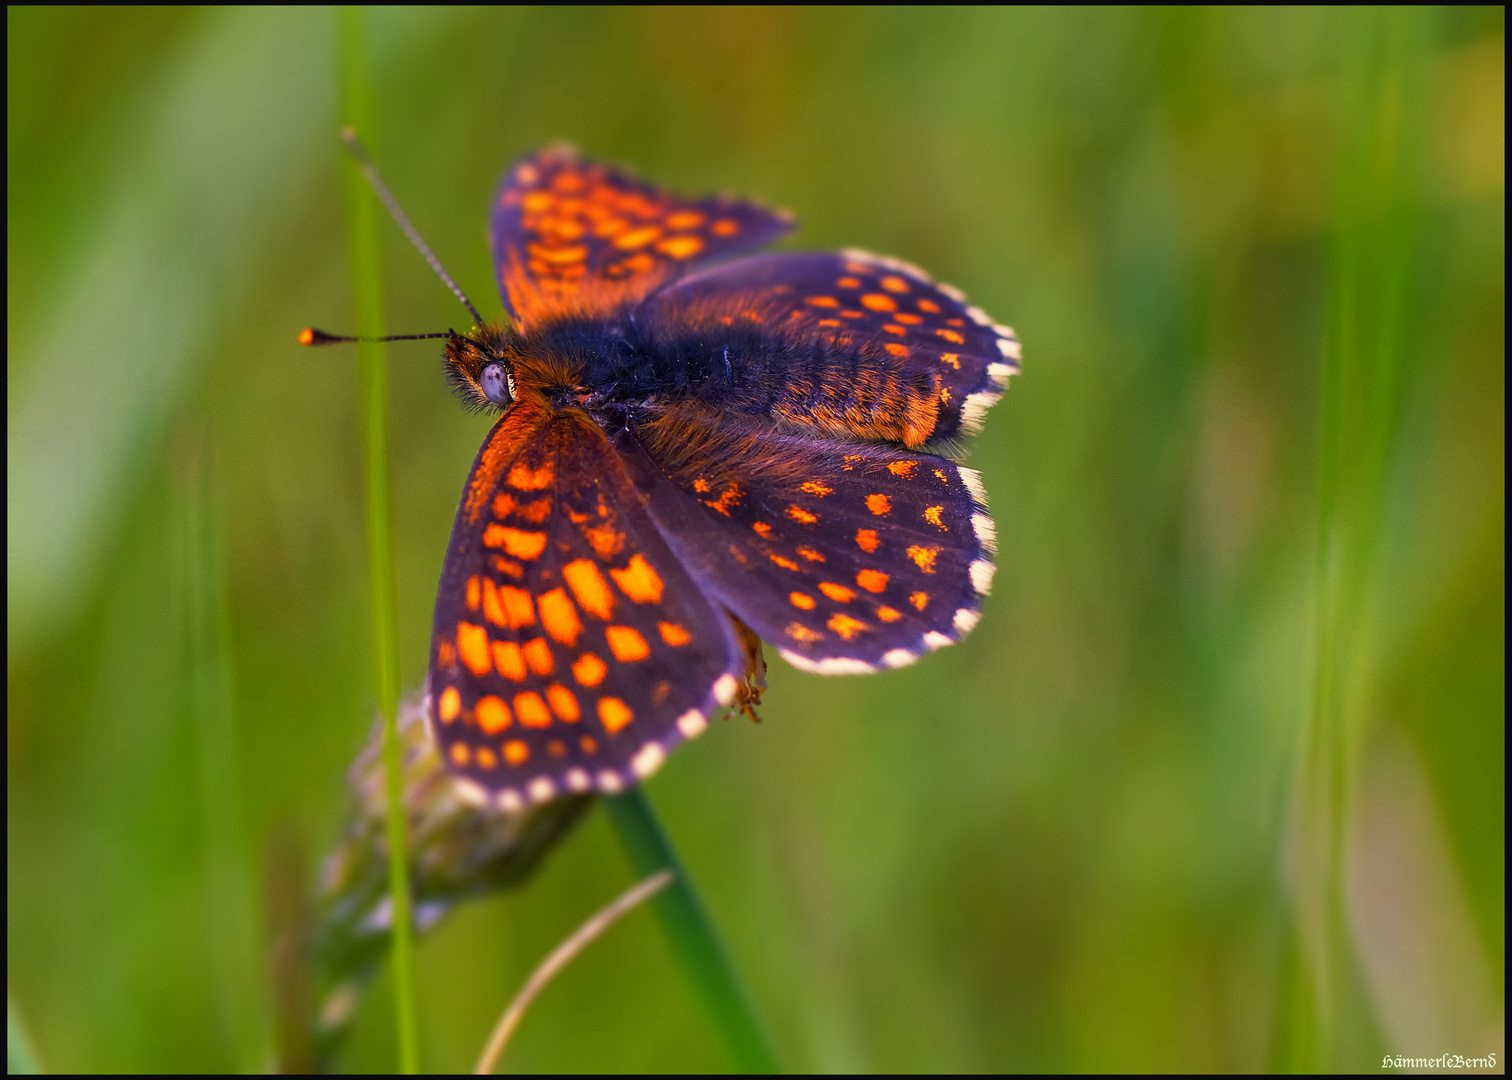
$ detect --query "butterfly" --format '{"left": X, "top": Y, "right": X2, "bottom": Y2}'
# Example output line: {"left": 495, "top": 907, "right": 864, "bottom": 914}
{"left": 319, "top": 144, "right": 1019, "bottom": 812}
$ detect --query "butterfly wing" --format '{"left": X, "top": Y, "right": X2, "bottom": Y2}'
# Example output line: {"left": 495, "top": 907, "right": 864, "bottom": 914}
{"left": 632, "top": 250, "right": 1020, "bottom": 446}
{"left": 613, "top": 404, "right": 996, "bottom": 674}
{"left": 491, "top": 146, "right": 794, "bottom": 328}
{"left": 428, "top": 394, "right": 747, "bottom": 809}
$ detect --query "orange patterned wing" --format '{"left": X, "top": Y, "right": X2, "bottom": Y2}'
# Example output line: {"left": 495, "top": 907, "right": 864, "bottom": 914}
{"left": 427, "top": 394, "right": 747, "bottom": 810}
{"left": 491, "top": 145, "right": 793, "bottom": 328}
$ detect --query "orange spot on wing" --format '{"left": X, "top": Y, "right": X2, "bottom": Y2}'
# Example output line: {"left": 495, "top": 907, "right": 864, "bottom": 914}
{"left": 885, "top": 342, "right": 909, "bottom": 356}
{"left": 933, "top": 468, "right": 950, "bottom": 483}
{"left": 484, "top": 525, "right": 548, "bottom": 560}
{"left": 769, "top": 552, "right": 800, "bottom": 571}
{"left": 856, "top": 528, "right": 880, "bottom": 553}
{"left": 457, "top": 623, "right": 492, "bottom": 676}
{"left": 856, "top": 569, "right": 889, "bottom": 593}
{"left": 477, "top": 746, "right": 498, "bottom": 768}
{"left": 437, "top": 640, "right": 456, "bottom": 668}
{"left": 818, "top": 581, "right": 855, "bottom": 603}
{"left": 514, "top": 691, "right": 552, "bottom": 728}
{"left": 658, "top": 622, "right": 690, "bottom": 646}
{"left": 665, "top": 210, "right": 706, "bottom": 230}
{"left": 711, "top": 218, "right": 740, "bottom": 237}
{"left": 598, "top": 696, "right": 634, "bottom": 734}
{"left": 610, "top": 554, "right": 664, "bottom": 603}
{"left": 504, "top": 739, "right": 529, "bottom": 765}
{"left": 491, "top": 556, "right": 524, "bottom": 579}
{"left": 907, "top": 545, "right": 940, "bottom": 572}
{"left": 582, "top": 523, "right": 625, "bottom": 559}
{"left": 692, "top": 477, "right": 711, "bottom": 493}
{"left": 786, "top": 504, "right": 818, "bottom": 524}
{"left": 826, "top": 613, "right": 869, "bottom": 640}
{"left": 522, "top": 637, "right": 555, "bottom": 676}
{"left": 866, "top": 494, "right": 892, "bottom": 515}
{"left": 924, "top": 505, "right": 946, "bottom": 528}
{"left": 836, "top": 276, "right": 862, "bottom": 288}
{"left": 546, "top": 684, "right": 581, "bottom": 722}
{"left": 465, "top": 576, "right": 481, "bottom": 611}
{"left": 877, "top": 606, "right": 902, "bottom": 622}
{"left": 613, "top": 224, "right": 661, "bottom": 250}
{"left": 493, "top": 640, "right": 528, "bottom": 681}
{"left": 884, "top": 324, "right": 906, "bottom": 335}
{"left": 881, "top": 275, "right": 910, "bottom": 293}
{"left": 797, "top": 545, "right": 825, "bottom": 562}
{"left": 438, "top": 686, "right": 461, "bottom": 722}
{"left": 936, "top": 328, "right": 965, "bottom": 344}
{"left": 918, "top": 298, "right": 941, "bottom": 313}
{"left": 563, "top": 558, "right": 615, "bottom": 620}
{"left": 704, "top": 482, "right": 744, "bottom": 516}
{"left": 476, "top": 696, "right": 513, "bottom": 734}
{"left": 497, "top": 585, "right": 536, "bottom": 629}
{"left": 790, "top": 592, "right": 817, "bottom": 610}
{"left": 785, "top": 622, "right": 824, "bottom": 642}
{"left": 537, "top": 588, "right": 583, "bottom": 646}
{"left": 805, "top": 295, "right": 840, "bottom": 307}
{"left": 450, "top": 742, "right": 471, "bottom": 766}
{"left": 861, "top": 293, "right": 897, "bottom": 312}
{"left": 910, "top": 591, "right": 930, "bottom": 611}
{"left": 506, "top": 461, "right": 554, "bottom": 491}
{"left": 657, "top": 234, "right": 704, "bottom": 259}
{"left": 530, "top": 243, "right": 588, "bottom": 265}
{"left": 752, "top": 521, "right": 773, "bottom": 539}
{"left": 894, "top": 312, "right": 923, "bottom": 325}
{"left": 572, "top": 652, "right": 607, "bottom": 687}
{"left": 578, "top": 734, "right": 599, "bottom": 754}
{"left": 940, "top": 353, "right": 961, "bottom": 370}
{"left": 800, "top": 480, "right": 833, "bottom": 497}
{"left": 605, "top": 625, "right": 650, "bottom": 662}
{"left": 515, "top": 497, "right": 553, "bottom": 524}
{"left": 483, "top": 579, "right": 508, "bottom": 627}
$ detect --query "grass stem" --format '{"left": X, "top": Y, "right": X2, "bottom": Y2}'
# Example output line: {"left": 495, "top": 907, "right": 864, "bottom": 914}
{"left": 338, "top": 6, "right": 419, "bottom": 1073}
{"left": 605, "top": 788, "right": 781, "bottom": 1074}
{"left": 474, "top": 870, "right": 674, "bottom": 1074}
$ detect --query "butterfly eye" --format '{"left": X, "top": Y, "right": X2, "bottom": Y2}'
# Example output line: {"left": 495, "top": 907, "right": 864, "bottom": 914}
{"left": 480, "top": 362, "right": 514, "bottom": 405}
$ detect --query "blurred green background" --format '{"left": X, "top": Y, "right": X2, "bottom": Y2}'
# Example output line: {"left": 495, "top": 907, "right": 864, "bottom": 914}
{"left": 7, "top": 6, "right": 1504, "bottom": 1073}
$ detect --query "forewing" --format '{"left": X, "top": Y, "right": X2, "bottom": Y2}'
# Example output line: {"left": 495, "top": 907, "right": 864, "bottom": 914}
{"left": 429, "top": 396, "right": 745, "bottom": 809}
{"left": 632, "top": 250, "right": 1020, "bottom": 445}
{"left": 614, "top": 407, "right": 996, "bottom": 675}
{"left": 491, "top": 146, "right": 793, "bottom": 328}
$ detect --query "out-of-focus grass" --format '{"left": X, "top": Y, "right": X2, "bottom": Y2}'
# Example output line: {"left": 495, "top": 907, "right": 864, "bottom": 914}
{"left": 334, "top": 7, "right": 419, "bottom": 1074}
{"left": 7, "top": 7, "right": 1503, "bottom": 1072}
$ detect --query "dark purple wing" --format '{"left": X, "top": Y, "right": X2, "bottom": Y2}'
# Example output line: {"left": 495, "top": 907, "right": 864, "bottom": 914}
{"left": 612, "top": 405, "right": 996, "bottom": 674}
{"left": 491, "top": 146, "right": 793, "bottom": 328}
{"left": 427, "top": 394, "right": 747, "bottom": 809}
{"left": 632, "top": 249, "right": 1020, "bottom": 446}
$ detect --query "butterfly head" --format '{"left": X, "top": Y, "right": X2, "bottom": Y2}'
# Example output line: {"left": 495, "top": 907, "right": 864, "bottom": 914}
{"left": 444, "top": 322, "right": 518, "bottom": 411}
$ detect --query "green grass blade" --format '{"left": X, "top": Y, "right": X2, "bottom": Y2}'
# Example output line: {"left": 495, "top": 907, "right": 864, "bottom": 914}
{"left": 338, "top": 6, "right": 419, "bottom": 1073}
{"left": 605, "top": 788, "right": 782, "bottom": 1074}
{"left": 1282, "top": 6, "right": 1428, "bottom": 1070}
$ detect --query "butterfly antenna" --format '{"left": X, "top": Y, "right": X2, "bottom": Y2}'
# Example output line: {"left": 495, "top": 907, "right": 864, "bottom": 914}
{"left": 340, "top": 126, "right": 484, "bottom": 328}
{"left": 298, "top": 327, "right": 459, "bottom": 347}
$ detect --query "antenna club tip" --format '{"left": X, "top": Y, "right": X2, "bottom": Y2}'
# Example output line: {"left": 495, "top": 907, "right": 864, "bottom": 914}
{"left": 298, "top": 327, "right": 316, "bottom": 346}
{"left": 340, "top": 124, "right": 358, "bottom": 143}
